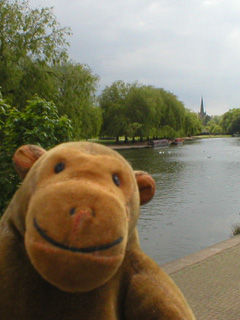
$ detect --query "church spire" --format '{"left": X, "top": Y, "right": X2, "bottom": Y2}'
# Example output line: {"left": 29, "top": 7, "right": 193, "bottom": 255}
{"left": 199, "top": 96, "right": 206, "bottom": 119}
{"left": 200, "top": 96, "right": 204, "bottom": 114}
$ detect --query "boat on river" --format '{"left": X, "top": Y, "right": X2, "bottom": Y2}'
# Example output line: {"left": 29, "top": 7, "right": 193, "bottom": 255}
{"left": 147, "top": 139, "right": 170, "bottom": 148}
{"left": 172, "top": 138, "right": 184, "bottom": 145}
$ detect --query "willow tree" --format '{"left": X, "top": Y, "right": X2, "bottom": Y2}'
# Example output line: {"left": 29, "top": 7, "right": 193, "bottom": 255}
{"left": 0, "top": 0, "right": 70, "bottom": 105}
{"left": 99, "top": 81, "right": 133, "bottom": 141}
{"left": 124, "top": 85, "right": 156, "bottom": 141}
{"left": 99, "top": 81, "right": 202, "bottom": 141}
{"left": 0, "top": 0, "right": 100, "bottom": 139}
{"left": 221, "top": 109, "right": 240, "bottom": 134}
{"left": 53, "top": 61, "right": 100, "bottom": 138}
{"left": 184, "top": 109, "right": 202, "bottom": 136}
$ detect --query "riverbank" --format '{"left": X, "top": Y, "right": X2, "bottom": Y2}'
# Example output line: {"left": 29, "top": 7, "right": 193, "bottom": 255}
{"left": 110, "top": 142, "right": 149, "bottom": 150}
{"left": 97, "top": 135, "right": 231, "bottom": 150}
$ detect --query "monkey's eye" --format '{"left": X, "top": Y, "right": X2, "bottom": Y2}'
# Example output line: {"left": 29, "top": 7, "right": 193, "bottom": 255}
{"left": 54, "top": 162, "right": 65, "bottom": 173}
{"left": 112, "top": 174, "right": 121, "bottom": 187}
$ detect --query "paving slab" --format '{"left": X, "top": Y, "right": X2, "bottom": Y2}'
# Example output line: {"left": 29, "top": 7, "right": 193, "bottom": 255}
{"left": 162, "top": 235, "right": 240, "bottom": 320}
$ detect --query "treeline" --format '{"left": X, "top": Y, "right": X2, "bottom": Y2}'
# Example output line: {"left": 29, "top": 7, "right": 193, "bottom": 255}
{"left": 203, "top": 110, "right": 240, "bottom": 136}
{"left": 1, "top": 0, "right": 240, "bottom": 215}
{"left": 2, "top": 0, "right": 240, "bottom": 145}
{"left": 0, "top": 0, "right": 202, "bottom": 144}
{"left": 99, "top": 81, "right": 201, "bottom": 141}
{"left": 220, "top": 109, "right": 240, "bottom": 135}
{"left": 0, "top": 0, "right": 202, "bottom": 215}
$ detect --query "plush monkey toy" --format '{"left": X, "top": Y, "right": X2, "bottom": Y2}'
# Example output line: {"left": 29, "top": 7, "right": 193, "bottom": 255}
{"left": 0, "top": 142, "right": 195, "bottom": 320}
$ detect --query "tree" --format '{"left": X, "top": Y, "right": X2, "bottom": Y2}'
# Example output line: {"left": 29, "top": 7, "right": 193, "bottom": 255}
{"left": 0, "top": 1, "right": 100, "bottom": 139}
{"left": 4, "top": 97, "right": 73, "bottom": 149}
{"left": 184, "top": 110, "right": 202, "bottom": 136}
{"left": 221, "top": 109, "right": 240, "bottom": 134}
{"left": 157, "top": 89, "right": 186, "bottom": 136}
{"left": 99, "top": 81, "right": 202, "bottom": 141}
{"left": 99, "top": 81, "right": 132, "bottom": 142}
{"left": 53, "top": 61, "right": 100, "bottom": 138}
{"left": 206, "top": 116, "right": 223, "bottom": 134}
{"left": 80, "top": 105, "right": 102, "bottom": 140}
{"left": 202, "top": 115, "right": 212, "bottom": 126}
{"left": 0, "top": 0, "right": 70, "bottom": 106}
{"left": 124, "top": 85, "right": 156, "bottom": 141}
{"left": 0, "top": 95, "right": 73, "bottom": 215}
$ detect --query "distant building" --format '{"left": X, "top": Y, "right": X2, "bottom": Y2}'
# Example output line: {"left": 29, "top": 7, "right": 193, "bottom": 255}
{"left": 198, "top": 96, "right": 206, "bottom": 119}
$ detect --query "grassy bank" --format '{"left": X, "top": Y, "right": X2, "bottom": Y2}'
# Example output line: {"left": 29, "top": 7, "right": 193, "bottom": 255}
{"left": 90, "top": 135, "right": 232, "bottom": 146}
{"left": 193, "top": 135, "right": 231, "bottom": 139}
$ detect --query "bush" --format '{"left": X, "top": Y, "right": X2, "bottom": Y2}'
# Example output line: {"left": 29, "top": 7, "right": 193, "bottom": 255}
{"left": 0, "top": 96, "right": 73, "bottom": 215}
{"left": 232, "top": 224, "right": 240, "bottom": 236}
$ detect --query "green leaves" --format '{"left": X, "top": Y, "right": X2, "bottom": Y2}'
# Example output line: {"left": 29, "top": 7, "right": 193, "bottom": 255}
{"left": 53, "top": 60, "right": 100, "bottom": 138}
{"left": 0, "top": 0, "right": 70, "bottom": 63}
{"left": 99, "top": 81, "right": 201, "bottom": 141}
{"left": 221, "top": 109, "right": 240, "bottom": 135}
{"left": 3, "top": 97, "right": 73, "bottom": 149}
{"left": 0, "top": 0, "right": 69, "bottom": 108}
{"left": 0, "top": 95, "right": 73, "bottom": 215}
{"left": 0, "top": 1, "right": 100, "bottom": 139}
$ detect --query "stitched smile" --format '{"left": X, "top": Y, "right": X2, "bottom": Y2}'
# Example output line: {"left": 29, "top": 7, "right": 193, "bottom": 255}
{"left": 33, "top": 218, "right": 123, "bottom": 253}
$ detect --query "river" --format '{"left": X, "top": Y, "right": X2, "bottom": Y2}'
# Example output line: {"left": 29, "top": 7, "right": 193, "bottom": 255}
{"left": 118, "top": 138, "right": 240, "bottom": 265}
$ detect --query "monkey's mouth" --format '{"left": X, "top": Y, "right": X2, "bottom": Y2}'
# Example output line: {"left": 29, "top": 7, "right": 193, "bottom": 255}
{"left": 33, "top": 218, "right": 123, "bottom": 253}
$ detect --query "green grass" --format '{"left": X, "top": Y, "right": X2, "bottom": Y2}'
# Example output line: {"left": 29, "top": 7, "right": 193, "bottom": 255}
{"left": 89, "top": 135, "right": 232, "bottom": 146}
{"left": 89, "top": 139, "right": 117, "bottom": 145}
{"left": 195, "top": 135, "right": 231, "bottom": 139}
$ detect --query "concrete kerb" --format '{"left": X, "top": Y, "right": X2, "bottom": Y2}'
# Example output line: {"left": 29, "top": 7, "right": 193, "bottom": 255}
{"left": 162, "top": 234, "right": 240, "bottom": 275}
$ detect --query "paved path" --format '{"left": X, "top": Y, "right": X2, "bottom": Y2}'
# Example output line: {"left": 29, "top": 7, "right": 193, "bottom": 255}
{"left": 162, "top": 235, "right": 240, "bottom": 320}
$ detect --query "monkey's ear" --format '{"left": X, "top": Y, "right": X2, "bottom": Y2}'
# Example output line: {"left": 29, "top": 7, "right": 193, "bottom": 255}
{"left": 135, "top": 171, "right": 156, "bottom": 205}
{"left": 13, "top": 145, "right": 46, "bottom": 179}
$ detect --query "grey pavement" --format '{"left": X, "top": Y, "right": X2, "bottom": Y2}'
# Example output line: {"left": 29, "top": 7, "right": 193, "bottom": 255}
{"left": 162, "top": 235, "right": 240, "bottom": 320}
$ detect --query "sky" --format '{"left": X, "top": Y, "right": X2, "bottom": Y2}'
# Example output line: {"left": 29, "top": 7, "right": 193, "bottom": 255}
{"left": 27, "top": 0, "right": 240, "bottom": 115}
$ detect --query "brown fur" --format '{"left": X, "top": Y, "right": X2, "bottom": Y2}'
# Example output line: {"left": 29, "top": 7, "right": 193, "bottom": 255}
{"left": 0, "top": 141, "right": 195, "bottom": 319}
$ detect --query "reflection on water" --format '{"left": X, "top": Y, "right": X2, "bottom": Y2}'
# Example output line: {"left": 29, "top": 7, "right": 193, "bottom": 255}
{"left": 118, "top": 138, "right": 240, "bottom": 265}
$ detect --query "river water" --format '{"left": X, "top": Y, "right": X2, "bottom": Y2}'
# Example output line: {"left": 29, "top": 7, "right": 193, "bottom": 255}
{"left": 118, "top": 138, "right": 240, "bottom": 265}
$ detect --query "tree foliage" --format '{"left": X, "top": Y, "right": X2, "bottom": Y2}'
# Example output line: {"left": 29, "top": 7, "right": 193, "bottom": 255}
{"left": 184, "top": 109, "right": 202, "bottom": 136}
{"left": 221, "top": 109, "right": 240, "bottom": 135}
{"left": 205, "top": 115, "right": 223, "bottom": 134}
{"left": 99, "top": 81, "right": 202, "bottom": 141}
{"left": 0, "top": 0, "right": 70, "bottom": 103}
{"left": 53, "top": 61, "right": 100, "bottom": 138}
{"left": 0, "top": 0, "right": 100, "bottom": 139}
{"left": 0, "top": 95, "right": 73, "bottom": 215}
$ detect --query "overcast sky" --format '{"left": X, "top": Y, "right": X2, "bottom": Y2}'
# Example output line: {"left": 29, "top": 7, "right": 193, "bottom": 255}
{"left": 28, "top": 0, "right": 240, "bottom": 115}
